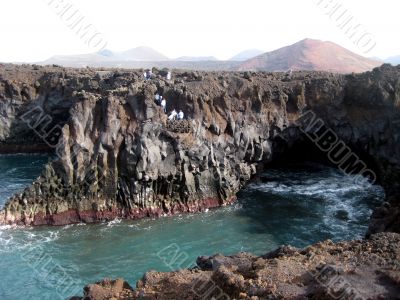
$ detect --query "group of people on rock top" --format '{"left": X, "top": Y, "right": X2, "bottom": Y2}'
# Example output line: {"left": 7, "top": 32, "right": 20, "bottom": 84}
{"left": 154, "top": 93, "right": 184, "bottom": 121}
{"left": 144, "top": 69, "right": 171, "bottom": 80}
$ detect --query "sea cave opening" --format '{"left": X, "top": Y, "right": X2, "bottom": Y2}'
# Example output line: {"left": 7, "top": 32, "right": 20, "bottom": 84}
{"left": 235, "top": 132, "right": 386, "bottom": 246}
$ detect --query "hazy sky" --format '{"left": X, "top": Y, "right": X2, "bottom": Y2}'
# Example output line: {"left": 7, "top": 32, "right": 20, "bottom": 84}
{"left": 0, "top": 0, "right": 399, "bottom": 62}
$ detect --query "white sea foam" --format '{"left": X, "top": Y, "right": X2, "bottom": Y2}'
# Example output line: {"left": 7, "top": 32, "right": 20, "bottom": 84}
{"left": 107, "top": 218, "right": 122, "bottom": 227}
{"left": 0, "top": 224, "right": 19, "bottom": 230}
{"left": 5, "top": 167, "right": 18, "bottom": 175}
{"left": 248, "top": 165, "right": 384, "bottom": 236}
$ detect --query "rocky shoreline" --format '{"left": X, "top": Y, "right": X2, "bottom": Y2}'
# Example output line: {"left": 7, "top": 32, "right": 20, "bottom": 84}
{"left": 0, "top": 63, "right": 399, "bottom": 298}
{"left": 16, "top": 196, "right": 235, "bottom": 226}
{"left": 72, "top": 232, "right": 400, "bottom": 299}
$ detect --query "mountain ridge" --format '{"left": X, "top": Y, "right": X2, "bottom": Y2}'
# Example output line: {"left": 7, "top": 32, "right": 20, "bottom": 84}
{"left": 40, "top": 39, "right": 383, "bottom": 73}
{"left": 238, "top": 38, "right": 382, "bottom": 73}
{"left": 229, "top": 49, "right": 264, "bottom": 61}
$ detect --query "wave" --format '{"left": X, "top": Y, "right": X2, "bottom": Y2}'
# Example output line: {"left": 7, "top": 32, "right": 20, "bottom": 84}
{"left": 106, "top": 218, "right": 122, "bottom": 227}
{"left": 0, "top": 227, "right": 61, "bottom": 253}
{"left": 246, "top": 165, "right": 384, "bottom": 236}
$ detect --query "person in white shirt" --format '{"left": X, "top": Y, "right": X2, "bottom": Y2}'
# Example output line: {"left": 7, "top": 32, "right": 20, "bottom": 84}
{"left": 155, "top": 93, "right": 160, "bottom": 104}
{"left": 178, "top": 110, "right": 184, "bottom": 120}
{"left": 166, "top": 71, "right": 171, "bottom": 81}
{"left": 168, "top": 109, "right": 177, "bottom": 121}
{"left": 161, "top": 98, "right": 166, "bottom": 113}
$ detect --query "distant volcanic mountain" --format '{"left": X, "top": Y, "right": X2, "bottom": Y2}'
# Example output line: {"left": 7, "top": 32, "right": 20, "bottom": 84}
{"left": 174, "top": 56, "right": 218, "bottom": 61}
{"left": 111, "top": 46, "right": 169, "bottom": 61}
{"left": 229, "top": 49, "right": 264, "bottom": 61}
{"left": 42, "top": 46, "right": 169, "bottom": 67}
{"left": 237, "top": 39, "right": 382, "bottom": 73}
{"left": 40, "top": 39, "right": 383, "bottom": 73}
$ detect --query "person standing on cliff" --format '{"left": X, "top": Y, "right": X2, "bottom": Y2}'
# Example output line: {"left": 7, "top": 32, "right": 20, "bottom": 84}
{"left": 168, "top": 109, "right": 177, "bottom": 121}
{"left": 144, "top": 70, "right": 152, "bottom": 80}
{"left": 155, "top": 93, "right": 160, "bottom": 105}
{"left": 178, "top": 110, "right": 184, "bottom": 120}
{"left": 161, "top": 98, "right": 166, "bottom": 113}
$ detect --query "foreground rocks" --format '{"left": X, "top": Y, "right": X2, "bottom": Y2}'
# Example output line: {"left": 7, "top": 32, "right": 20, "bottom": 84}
{"left": 0, "top": 63, "right": 399, "bottom": 231}
{"left": 73, "top": 232, "right": 400, "bottom": 299}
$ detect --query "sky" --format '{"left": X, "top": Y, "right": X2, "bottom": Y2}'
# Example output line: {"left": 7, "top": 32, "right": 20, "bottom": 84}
{"left": 0, "top": 0, "right": 399, "bottom": 62}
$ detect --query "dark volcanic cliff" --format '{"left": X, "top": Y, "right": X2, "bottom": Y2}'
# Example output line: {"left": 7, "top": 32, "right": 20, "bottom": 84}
{"left": 0, "top": 63, "right": 400, "bottom": 299}
{"left": 0, "top": 63, "right": 399, "bottom": 236}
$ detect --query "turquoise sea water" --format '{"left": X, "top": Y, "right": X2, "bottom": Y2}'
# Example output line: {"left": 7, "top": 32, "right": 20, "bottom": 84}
{"left": 0, "top": 155, "right": 384, "bottom": 299}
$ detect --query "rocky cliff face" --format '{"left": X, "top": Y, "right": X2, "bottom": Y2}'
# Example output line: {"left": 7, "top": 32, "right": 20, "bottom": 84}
{"left": 0, "top": 64, "right": 77, "bottom": 152}
{"left": 0, "top": 64, "right": 399, "bottom": 236}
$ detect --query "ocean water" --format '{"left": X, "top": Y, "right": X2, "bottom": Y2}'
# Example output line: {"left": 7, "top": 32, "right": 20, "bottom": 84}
{"left": 0, "top": 155, "right": 384, "bottom": 299}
